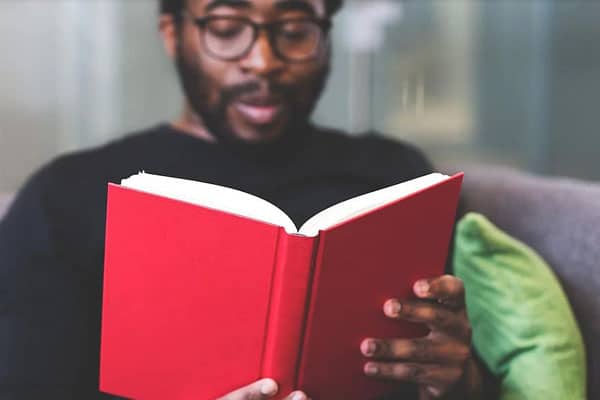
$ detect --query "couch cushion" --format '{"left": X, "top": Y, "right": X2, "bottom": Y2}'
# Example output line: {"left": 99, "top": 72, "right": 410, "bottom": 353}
{"left": 455, "top": 213, "right": 586, "bottom": 400}
{"left": 454, "top": 166, "right": 599, "bottom": 399}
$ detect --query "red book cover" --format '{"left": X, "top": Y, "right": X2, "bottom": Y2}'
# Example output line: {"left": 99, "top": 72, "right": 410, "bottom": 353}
{"left": 100, "top": 173, "right": 463, "bottom": 399}
{"left": 297, "top": 173, "right": 463, "bottom": 399}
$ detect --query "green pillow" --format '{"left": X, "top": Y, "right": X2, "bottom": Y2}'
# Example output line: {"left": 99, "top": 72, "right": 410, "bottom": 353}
{"left": 454, "top": 213, "right": 586, "bottom": 400}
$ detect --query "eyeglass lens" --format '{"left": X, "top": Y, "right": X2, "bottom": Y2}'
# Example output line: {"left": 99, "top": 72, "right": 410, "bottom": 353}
{"left": 202, "top": 18, "right": 322, "bottom": 61}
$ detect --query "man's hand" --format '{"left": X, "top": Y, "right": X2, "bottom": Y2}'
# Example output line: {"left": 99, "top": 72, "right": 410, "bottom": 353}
{"left": 361, "top": 275, "right": 479, "bottom": 399}
{"left": 217, "top": 378, "right": 309, "bottom": 400}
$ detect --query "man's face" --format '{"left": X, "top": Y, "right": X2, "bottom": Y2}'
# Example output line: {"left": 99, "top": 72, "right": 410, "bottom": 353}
{"left": 170, "top": 0, "right": 331, "bottom": 142}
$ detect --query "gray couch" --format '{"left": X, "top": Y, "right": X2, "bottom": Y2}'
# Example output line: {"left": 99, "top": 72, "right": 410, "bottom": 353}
{"left": 1, "top": 167, "right": 597, "bottom": 397}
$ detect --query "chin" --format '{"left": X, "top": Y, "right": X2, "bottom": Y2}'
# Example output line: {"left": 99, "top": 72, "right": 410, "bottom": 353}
{"left": 234, "top": 128, "right": 284, "bottom": 143}
{"left": 230, "top": 121, "right": 289, "bottom": 143}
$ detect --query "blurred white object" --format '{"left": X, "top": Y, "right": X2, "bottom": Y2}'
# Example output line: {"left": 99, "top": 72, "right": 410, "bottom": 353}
{"left": 342, "top": 0, "right": 403, "bottom": 52}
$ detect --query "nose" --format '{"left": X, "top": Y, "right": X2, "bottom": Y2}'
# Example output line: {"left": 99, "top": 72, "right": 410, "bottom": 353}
{"left": 239, "top": 32, "right": 285, "bottom": 77}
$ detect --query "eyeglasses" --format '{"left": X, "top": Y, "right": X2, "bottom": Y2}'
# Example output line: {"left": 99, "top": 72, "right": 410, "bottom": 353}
{"left": 181, "top": 11, "right": 332, "bottom": 63}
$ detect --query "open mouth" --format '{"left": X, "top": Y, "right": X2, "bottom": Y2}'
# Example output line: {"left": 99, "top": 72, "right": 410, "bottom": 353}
{"left": 234, "top": 102, "right": 283, "bottom": 125}
{"left": 232, "top": 91, "right": 287, "bottom": 126}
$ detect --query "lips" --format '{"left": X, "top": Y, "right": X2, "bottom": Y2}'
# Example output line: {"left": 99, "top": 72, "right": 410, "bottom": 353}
{"left": 231, "top": 90, "right": 286, "bottom": 126}
{"left": 234, "top": 101, "right": 283, "bottom": 125}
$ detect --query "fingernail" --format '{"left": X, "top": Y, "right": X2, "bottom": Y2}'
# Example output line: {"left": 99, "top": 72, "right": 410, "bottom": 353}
{"left": 260, "top": 379, "right": 278, "bottom": 395}
{"left": 364, "top": 363, "right": 379, "bottom": 376}
{"left": 360, "top": 339, "right": 378, "bottom": 356}
{"left": 415, "top": 280, "right": 430, "bottom": 295}
{"left": 384, "top": 299, "right": 401, "bottom": 316}
{"left": 292, "top": 392, "right": 307, "bottom": 400}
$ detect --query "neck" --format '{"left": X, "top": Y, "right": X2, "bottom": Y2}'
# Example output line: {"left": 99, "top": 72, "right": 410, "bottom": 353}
{"left": 171, "top": 102, "right": 216, "bottom": 143}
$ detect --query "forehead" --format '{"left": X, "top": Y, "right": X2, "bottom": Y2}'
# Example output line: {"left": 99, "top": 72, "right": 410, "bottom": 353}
{"left": 189, "top": 0, "right": 327, "bottom": 17}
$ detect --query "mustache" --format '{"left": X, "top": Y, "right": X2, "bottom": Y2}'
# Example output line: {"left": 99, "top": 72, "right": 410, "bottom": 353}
{"left": 221, "top": 80, "right": 295, "bottom": 103}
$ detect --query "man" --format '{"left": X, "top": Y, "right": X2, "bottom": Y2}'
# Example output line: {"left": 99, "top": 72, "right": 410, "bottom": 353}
{"left": 0, "top": 0, "right": 491, "bottom": 398}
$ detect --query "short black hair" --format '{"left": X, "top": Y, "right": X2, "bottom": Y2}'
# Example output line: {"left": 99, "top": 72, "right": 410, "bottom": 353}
{"left": 160, "top": 0, "right": 343, "bottom": 17}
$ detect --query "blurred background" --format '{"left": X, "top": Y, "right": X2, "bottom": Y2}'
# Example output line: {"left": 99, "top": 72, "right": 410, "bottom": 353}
{"left": 1, "top": 0, "right": 599, "bottom": 194}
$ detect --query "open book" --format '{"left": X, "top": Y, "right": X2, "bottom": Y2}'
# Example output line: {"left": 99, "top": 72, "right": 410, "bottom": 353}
{"left": 100, "top": 172, "right": 464, "bottom": 400}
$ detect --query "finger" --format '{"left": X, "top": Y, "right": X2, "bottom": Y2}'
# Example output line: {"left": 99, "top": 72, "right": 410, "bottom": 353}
{"left": 414, "top": 276, "right": 465, "bottom": 308}
{"left": 283, "top": 391, "right": 310, "bottom": 400}
{"left": 364, "top": 362, "right": 462, "bottom": 389}
{"left": 217, "top": 378, "right": 278, "bottom": 400}
{"left": 384, "top": 299, "right": 471, "bottom": 339}
{"left": 384, "top": 299, "right": 455, "bottom": 331}
{"left": 361, "top": 337, "right": 471, "bottom": 364}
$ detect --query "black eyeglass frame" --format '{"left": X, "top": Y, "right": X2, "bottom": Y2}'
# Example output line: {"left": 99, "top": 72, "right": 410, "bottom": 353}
{"left": 180, "top": 11, "right": 333, "bottom": 63}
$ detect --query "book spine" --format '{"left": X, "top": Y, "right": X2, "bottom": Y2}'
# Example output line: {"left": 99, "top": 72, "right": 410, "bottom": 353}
{"left": 261, "top": 230, "right": 317, "bottom": 397}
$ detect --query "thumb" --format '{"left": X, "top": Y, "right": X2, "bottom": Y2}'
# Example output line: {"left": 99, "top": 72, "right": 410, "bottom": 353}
{"left": 217, "top": 378, "right": 279, "bottom": 400}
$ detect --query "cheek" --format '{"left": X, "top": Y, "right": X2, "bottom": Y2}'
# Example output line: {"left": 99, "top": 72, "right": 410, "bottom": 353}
{"left": 288, "top": 61, "right": 328, "bottom": 93}
{"left": 286, "top": 47, "right": 330, "bottom": 88}
{"left": 197, "top": 59, "right": 230, "bottom": 104}
{"left": 196, "top": 59, "right": 234, "bottom": 107}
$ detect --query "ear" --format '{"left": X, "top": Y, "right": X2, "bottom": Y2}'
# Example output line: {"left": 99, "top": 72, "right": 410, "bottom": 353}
{"left": 159, "top": 14, "right": 178, "bottom": 59}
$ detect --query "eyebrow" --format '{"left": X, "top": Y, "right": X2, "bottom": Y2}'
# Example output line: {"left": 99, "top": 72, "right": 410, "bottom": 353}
{"left": 204, "top": 0, "right": 318, "bottom": 17}
{"left": 205, "top": 0, "right": 251, "bottom": 13}
{"left": 274, "top": 0, "right": 318, "bottom": 17}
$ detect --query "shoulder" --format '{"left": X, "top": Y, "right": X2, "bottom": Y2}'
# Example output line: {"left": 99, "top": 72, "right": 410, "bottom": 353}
{"left": 310, "top": 126, "right": 434, "bottom": 178}
{"left": 34, "top": 124, "right": 167, "bottom": 188}
{"left": 52, "top": 125, "right": 166, "bottom": 173}
{"left": 313, "top": 126, "right": 430, "bottom": 160}
{"left": 361, "top": 131, "right": 432, "bottom": 168}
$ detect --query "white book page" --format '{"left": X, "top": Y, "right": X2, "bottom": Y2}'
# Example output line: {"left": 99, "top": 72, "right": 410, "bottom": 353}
{"left": 121, "top": 173, "right": 298, "bottom": 234}
{"left": 120, "top": 172, "right": 448, "bottom": 238}
{"left": 298, "top": 173, "right": 449, "bottom": 237}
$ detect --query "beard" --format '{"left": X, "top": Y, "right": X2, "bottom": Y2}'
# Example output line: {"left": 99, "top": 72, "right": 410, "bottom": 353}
{"left": 174, "top": 46, "right": 330, "bottom": 145}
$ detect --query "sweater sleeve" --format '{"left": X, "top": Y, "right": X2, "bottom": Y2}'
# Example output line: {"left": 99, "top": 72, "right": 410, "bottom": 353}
{"left": 0, "top": 166, "right": 121, "bottom": 400}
